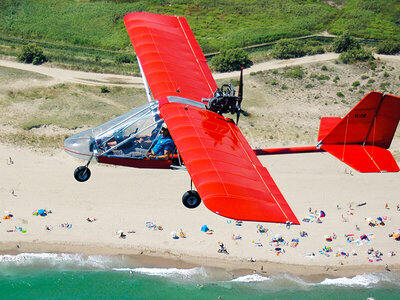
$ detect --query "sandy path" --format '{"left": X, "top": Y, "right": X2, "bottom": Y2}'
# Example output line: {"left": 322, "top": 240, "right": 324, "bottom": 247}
{"left": 1, "top": 53, "right": 399, "bottom": 87}
{"left": 0, "top": 59, "right": 143, "bottom": 87}
{"left": 0, "top": 53, "right": 340, "bottom": 87}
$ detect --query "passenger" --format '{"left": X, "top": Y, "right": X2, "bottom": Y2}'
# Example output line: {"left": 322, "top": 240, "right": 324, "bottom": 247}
{"left": 147, "top": 126, "right": 175, "bottom": 160}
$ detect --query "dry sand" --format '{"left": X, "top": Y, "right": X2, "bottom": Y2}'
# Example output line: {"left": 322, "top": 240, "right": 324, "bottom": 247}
{"left": 0, "top": 143, "right": 399, "bottom": 277}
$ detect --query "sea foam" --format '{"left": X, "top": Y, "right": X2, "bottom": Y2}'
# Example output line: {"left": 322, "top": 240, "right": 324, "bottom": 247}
{"left": 113, "top": 266, "right": 208, "bottom": 279}
{"left": 0, "top": 253, "right": 113, "bottom": 269}
{"left": 320, "top": 273, "right": 396, "bottom": 287}
{"left": 232, "top": 274, "right": 271, "bottom": 282}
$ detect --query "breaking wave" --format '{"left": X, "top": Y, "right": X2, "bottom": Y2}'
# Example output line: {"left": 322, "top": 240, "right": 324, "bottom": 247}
{"left": 320, "top": 273, "right": 400, "bottom": 288}
{"left": 0, "top": 253, "right": 114, "bottom": 269}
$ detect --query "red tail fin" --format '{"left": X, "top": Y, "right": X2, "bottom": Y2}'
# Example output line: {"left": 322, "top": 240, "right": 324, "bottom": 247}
{"left": 319, "top": 92, "right": 400, "bottom": 173}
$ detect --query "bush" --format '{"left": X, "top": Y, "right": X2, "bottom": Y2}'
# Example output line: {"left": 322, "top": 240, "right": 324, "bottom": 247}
{"left": 115, "top": 53, "right": 136, "bottom": 64}
{"left": 352, "top": 81, "right": 360, "bottom": 87}
{"left": 284, "top": 66, "right": 304, "bottom": 79}
{"left": 376, "top": 41, "right": 400, "bottom": 55}
{"left": 336, "top": 92, "right": 345, "bottom": 98}
{"left": 211, "top": 48, "right": 252, "bottom": 72}
{"left": 271, "top": 39, "right": 306, "bottom": 59}
{"left": 331, "top": 33, "right": 360, "bottom": 53}
{"left": 340, "top": 48, "right": 374, "bottom": 64}
{"left": 317, "top": 74, "right": 330, "bottom": 81}
{"left": 18, "top": 43, "right": 48, "bottom": 65}
{"left": 100, "top": 86, "right": 110, "bottom": 93}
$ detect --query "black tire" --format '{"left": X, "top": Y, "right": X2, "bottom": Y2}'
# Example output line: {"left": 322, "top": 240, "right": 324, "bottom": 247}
{"left": 74, "top": 166, "right": 91, "bottom": 182}
{"left": 182, "top": 190, "right": 201, "bottom": 209}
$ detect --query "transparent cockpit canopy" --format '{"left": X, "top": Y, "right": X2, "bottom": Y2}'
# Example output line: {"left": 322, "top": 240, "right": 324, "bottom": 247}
{"left": 64, "top": 101, "right": 162, "bottom": 160}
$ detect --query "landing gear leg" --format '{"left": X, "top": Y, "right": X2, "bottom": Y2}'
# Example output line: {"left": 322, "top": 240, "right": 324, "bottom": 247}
{"left": 182, "top": 180, "right": 201, "bottom": 209}
{"left": 74, "top": 156, "right": 92, "bottom": 182}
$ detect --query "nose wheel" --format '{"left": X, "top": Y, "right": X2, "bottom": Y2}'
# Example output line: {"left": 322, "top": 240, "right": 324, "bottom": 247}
{"left": 182, "top": 190, "right": 201, "bottom": 209}
{"left": 74, "top": 166, "right": 91, "bottom": 182}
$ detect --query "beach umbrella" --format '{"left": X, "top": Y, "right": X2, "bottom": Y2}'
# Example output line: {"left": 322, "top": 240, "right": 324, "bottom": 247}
{"left": 320, "top": 210, "right": 326, "bottom": 217}
{"left": 38, "top": 209, "right": 45, "bottom": 214}
{"left": 377, "top": 217, "right": 383, "bottom": 221}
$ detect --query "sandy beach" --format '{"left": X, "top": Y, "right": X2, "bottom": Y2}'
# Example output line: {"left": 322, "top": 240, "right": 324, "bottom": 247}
{"left": 1, "top": 141, "right": 399, "bottom": 279}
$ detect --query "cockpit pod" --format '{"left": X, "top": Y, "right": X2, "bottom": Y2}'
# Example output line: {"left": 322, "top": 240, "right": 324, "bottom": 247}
{"left": 64, "top": 101, "right": 162, "bottom": 161}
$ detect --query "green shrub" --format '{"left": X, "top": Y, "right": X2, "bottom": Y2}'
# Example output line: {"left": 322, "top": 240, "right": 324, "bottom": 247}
{"left": 271, "top": 39, "right": 306, "bottom": 59}
{"left": 383, "top": 71, "right": 389, "bottom": 78}
{"left": 331, "top": 33, "right": 360, "bottom": 53}
{"left": 333, "top": 75, "right": 340, "bottom": 83}
{"left": 284, "top": 66, "right": 304, "bottom": 79}
{"left": 115, "top": 53, "right": 136, "bottom": 64}
{"left": 100, "top": 86, "right": 110, "bottom": 93}
{"left": 367, "top": 78, "right": 375, "bottom": 85}
{"left": 380, "top": 82, "right": 390, "bottom": 91}
{"left": 270, "top": 80, "right": 278, "bottom": 86}
{"left": 317, "top": 74, "right": 330, "bottom": 81}
{"left": 352, "top": 81, "right": 360, "bottom": 87}
{"left": 305, "top": 83, "right": 313, "bottom": 89}
{"left": 361, "top": 75, "right": 369, "bottom": 80}
{"left": 340, "top": 48, "right": 374, "bottom": 64}
{"left": 211, "top": 48, "right": 252, "bottom": 72}
{"left": 336, "top": 92, "right": 345, "bottom": 98}
{"left": 321, "top": 65, "right": 328, "bottom": 71}
{"left": 376, "top": 41, "right": 400, "bottom": 55}
{"left": 18, "top": 43, "right": 48, "bottom": 65}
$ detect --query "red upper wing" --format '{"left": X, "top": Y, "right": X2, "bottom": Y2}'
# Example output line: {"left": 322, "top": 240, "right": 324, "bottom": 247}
{"left": 161, "top": 102, "right": 299, "bottom": 224}
{"left": 124, "top": 12, "right": 218, "bottom": 102}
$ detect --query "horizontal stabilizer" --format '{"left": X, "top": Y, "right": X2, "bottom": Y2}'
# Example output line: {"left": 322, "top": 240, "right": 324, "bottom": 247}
{"left": 321, "top": 145, "right": 399, "bottom": 173}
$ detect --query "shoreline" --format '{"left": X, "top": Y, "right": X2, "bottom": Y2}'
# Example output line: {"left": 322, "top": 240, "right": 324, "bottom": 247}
{"left": 1, "top": 241, "right": 398, "bottom": 281}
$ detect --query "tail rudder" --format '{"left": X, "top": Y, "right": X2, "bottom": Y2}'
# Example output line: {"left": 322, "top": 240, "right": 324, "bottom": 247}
{"left": 318, "top": 91, "right": 400, "bottom": 173}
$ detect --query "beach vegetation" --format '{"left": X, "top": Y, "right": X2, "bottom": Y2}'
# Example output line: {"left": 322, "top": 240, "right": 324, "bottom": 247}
{"left": 339, "top": 48, "right": 374, "bottom": 64}
{"left": 211, "top": 48, "right": 252, "bottom": 72}
{"left": 376, "top": 41, "right": 400, "bottom": 55}
{"left": 18, "top": 43, "right": 48, "bottom": 65}
{"left": 284, "top": 66, "right": 304, "bottom": 79}
{"left": 331, "top": 33, "right": 360, "bottom": 53}
{"left": 336, "top": 91, "right": 345, "bottom": 98}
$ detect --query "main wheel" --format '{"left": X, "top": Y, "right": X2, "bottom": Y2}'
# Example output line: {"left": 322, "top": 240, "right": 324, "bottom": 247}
{"left": 74, "top": 166, "right": 91, "bottom": 182}
{"left": 182, "top": 190, "right": 201, "bottom": 209}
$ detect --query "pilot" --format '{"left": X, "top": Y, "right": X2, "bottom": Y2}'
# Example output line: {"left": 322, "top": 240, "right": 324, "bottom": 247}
{"left": 147, "top": 125, "right": 175, "bottom": 160}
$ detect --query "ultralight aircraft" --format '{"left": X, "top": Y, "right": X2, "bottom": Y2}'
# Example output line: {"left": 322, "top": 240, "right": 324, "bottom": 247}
{"left": 64, "top": 12, "right": 400, "bottom": 225}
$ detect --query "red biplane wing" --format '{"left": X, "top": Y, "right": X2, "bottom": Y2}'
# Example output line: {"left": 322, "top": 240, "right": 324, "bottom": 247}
{"left": 161, "top": 101, "right": 299, "bottom": 224}
{"left": 124, "top": 12, "right": 298, "bottom": 224}
{"left": 124, "top": 12, "right": 218, "bottom": 102}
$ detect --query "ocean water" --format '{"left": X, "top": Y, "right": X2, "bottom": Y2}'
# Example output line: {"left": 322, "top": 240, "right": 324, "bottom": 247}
{"left": 1, "top": 253, "right": 399, "bottom": 299}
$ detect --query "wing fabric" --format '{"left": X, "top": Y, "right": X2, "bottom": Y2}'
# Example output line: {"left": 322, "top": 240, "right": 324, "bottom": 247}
{"left": 321, "top": 92, "right": 400, "bottom": 149}
{"left": 124, "top": 12, "right": 218, "bottom": 102}
{"left": 321, "top": 145, "right": 399, "bottom": 173}
{"left": 161, "top": 102, "right": 299, "bottom": 224}
{"left": 320, "top": 92, "right": 400, "bottom": 172}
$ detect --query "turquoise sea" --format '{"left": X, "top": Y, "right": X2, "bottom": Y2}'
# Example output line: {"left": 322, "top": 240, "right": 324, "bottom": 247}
{"left": 1, "top": 253, "right": 399, "bottom": 299}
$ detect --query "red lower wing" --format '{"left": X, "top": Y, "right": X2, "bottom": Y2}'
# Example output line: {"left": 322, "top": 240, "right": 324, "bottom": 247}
{"left": 161, "top": 102, "right": 299, "bottom": 224}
